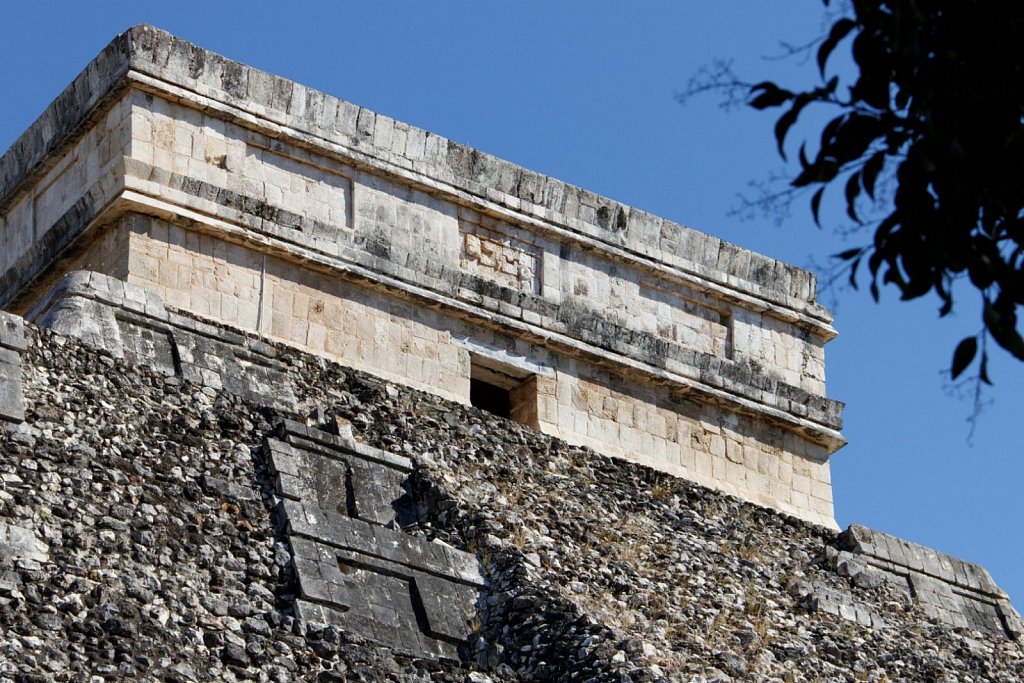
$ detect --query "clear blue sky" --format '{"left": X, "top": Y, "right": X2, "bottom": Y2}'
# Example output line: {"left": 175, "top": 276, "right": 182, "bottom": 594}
{"left": 2, "top": 2, "right": 1020, "bottom": 610}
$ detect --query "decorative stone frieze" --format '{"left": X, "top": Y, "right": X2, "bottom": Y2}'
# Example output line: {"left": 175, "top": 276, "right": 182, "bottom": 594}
{"left": 459, "top": 210, "right": 541, "bottom": 294}
{"left": 265, "top": 420, "right": 484, "bottom": 660}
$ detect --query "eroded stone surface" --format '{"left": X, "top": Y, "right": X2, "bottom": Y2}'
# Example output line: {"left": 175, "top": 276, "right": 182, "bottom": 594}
{"left": 839, "top": 524, "right": 1023, "bottom": 639}
{"left": 1, "top": 25, "right": 1022, "bottom": 681}
{"left": 32, "top": 270, "right": 296, "bottom": 410}
{"left": 0, "top": 521, "right": 48, "bottom": 566}
{"left": 0, "top": 311, "right": 1020, "bottom": 681}
{"left": 0, "top": 311, "right": 25, "bottom": 424}
{"left": 1, "top": 25, "right": 844, "bottom": 527}
{"left": 266, "top": 420, "right": 483, "bottom": 660}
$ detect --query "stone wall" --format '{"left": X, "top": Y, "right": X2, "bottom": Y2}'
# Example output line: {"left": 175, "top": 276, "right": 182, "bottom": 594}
{"left": 117, "top": 89, "right": 830, "bottom": 395}
{"left": 0, "top": 95, "right": 130, "bottom": 305}
{"left": 0, "top": 301, "right": 1019, "bottom": 681}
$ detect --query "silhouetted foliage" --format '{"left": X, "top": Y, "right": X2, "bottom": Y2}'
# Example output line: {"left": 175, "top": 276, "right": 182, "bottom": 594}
{"left": 686, "top": 1, "right": 1024, "bottom": 384}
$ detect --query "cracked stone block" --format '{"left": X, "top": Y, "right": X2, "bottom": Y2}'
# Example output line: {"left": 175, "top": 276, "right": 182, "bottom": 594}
{"left": 36, "top": 295, "right": 125, "bottom": 359}
{"left": 0, "top": 312, "right": 26, "bottom": 352}
{"left": 792, "top": 579, "right": 885, "bottom": 630}
{"left": 0, "top": 361, "right": 25, "bottom": 424}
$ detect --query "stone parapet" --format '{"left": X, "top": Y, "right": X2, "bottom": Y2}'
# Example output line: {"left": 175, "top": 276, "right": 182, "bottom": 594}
{"left": 0, "top": 26, "right": 828, "bottom": 323}
{"left": 839, "top": 524, "right": 1023, "bottom": 640}
{"left": 29, "top": 270, "right": 296, "bottom": 410}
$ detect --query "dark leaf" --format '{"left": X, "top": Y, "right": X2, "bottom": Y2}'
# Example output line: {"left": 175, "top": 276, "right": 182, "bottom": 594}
{"left": 899, "top": 274, "right": 931, "bottom": 300}
{"left": 748, "top": 82, "right": 793, "bottom": 109}
{"left": 848, "top": 255, "right": 862, "bottom": 290}
{"left": 827, "top": 114, "right": 882, "bottom": 165}
{"left": 774, "top": 108, "right": 800, "bottom": 160}
{"left": 817, "top": 18, "right": 857, "bottom": 76}
{"left": 893, "top": 85, "right": 911, "bottom": 111}
{"left": 867, "top": 249, "right": 884, "bottom": 276}
{"left": 861, "top": 151, "right": 885, "bottom": 200}
{"left": 799, "top": 142, "right": 811, "bottom": 169}
{"left": 820, "top": 115, "right": 845, "bottom": 147}
{"left": 834, "top": 247, "right": 862, "bottom": 260}
{"left": 983, "top": 299, "right": 1024, "bottom": 360}
{"left": 844, "top": 171, "right": 861, "bottom": 222}
{"left": 792, "top": 158, "right": 840, "bottom": 187}
{"left": 820, "top": 75, "right": 840, "bottom": 97}
{"left": 980, "top": 352, "right": 993, "bottom": 385}
{"left": 774, "top": 94, "right": 817, "bottom": 160}
{"left": 850, "top": 32, "right": 891, "bottom": 110}
{"left": 810, "top": 186, "right": 826, "bottom": 226}
{"left": 950, "top": 336, "right": 977, "bottom": 380}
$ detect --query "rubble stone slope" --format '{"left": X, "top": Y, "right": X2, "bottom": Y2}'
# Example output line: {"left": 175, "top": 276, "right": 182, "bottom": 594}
{"left": 0, "top": 322, "right": 1021, "bottom": 682}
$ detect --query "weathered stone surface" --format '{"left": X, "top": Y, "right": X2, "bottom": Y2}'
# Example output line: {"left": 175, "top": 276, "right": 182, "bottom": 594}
{"left": 1, "top": 24, "right": 1022, "bottom": 683}
{"left": 1, "top": 26, "right": 843, "bottom": 527}
{"left": 0, "top": 310, "right": 1019, "bottom": 681}
{"left": 0, "top": 312, "right": 25, "bottom": 353}
{"left": 267, "top": 420, "right": 483, "bottom": 660}
{"left": 0, "top": 521, "right": 48, "bottom": 565}
{"left": 31, "top": 270, "right": 296, "bottom": 410}
{"left": 839, "top": 524, "right": 1023, "bottom": 639}
{"left": 0, "top": 312, "right": 25, "bottom": 423}
{"left": 791, "top": 578, "right": 887, "bottom": 629}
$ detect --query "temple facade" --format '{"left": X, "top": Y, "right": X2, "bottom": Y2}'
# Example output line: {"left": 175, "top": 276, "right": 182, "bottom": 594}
{"left": 0, "top": 26, "right": 844, "bottom": 528}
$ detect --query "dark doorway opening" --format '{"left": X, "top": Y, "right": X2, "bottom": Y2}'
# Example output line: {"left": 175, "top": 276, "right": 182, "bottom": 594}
{"left": 468, "top": 354, "right": 539, "bottom": 427}
{"left": 470, "top": 377, "right": 511, "bottom": 419}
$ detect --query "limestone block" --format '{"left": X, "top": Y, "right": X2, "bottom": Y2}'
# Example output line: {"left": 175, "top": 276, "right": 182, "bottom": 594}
{"left": 0, "top": 357, "right": 25, "bottom": 424}
{"left": 36, "top": 295, "right": 124, "bottom": 359}
{"left": 0, "top": 312, "right": 26, "bottom": 353}
{"left": 0, "top": 522, "right": 48, "bottom": 565}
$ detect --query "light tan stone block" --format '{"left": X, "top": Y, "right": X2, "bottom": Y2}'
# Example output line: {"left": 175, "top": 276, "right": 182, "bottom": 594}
{"left": 709, "top": 434, "right": 726, "bottom": 459}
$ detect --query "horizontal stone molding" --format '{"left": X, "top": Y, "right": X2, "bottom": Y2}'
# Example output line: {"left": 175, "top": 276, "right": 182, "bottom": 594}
{"left": 0, "top": 25, "right": 831, "bottom": 330}
{"left": 115, "top": 189, "right": 849, "bottom": 445}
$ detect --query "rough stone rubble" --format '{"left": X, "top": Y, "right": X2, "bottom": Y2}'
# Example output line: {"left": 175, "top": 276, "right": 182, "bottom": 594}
{"left": 0, "top": 314, "right": 1020, "bottom": 682}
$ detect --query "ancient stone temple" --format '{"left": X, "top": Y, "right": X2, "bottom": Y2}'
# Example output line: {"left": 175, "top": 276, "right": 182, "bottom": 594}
{"left": 0, "top": 25, "right": 841, "bottom": 528}
{"left": 0, "top": 25, "right": 1020, "bottom": 680}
